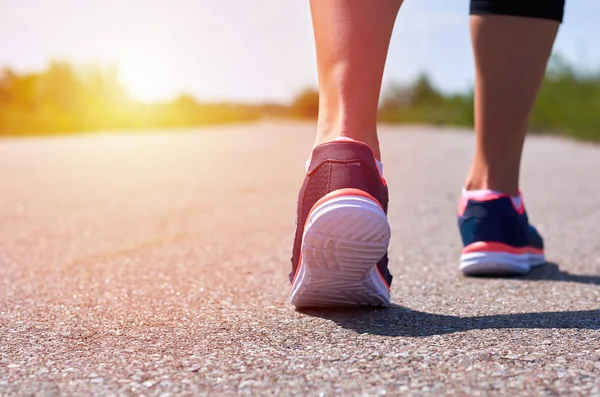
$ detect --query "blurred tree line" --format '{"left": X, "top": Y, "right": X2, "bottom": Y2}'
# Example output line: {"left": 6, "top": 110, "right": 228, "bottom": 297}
{"left": 1, "top": 56, "right": 598, "bottom": 141}
{"left": 0, "top": 61, "right": 261, "bottom": 136}
{"left": 290, "top": 54, "right": 600, "bottom": 142}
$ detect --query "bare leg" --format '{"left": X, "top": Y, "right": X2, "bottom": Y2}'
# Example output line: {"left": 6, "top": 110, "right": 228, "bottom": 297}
{"left": 465, "top": 15, "right": 559, "bottom": 195}
{"left": 310, "top": 0, "right": 403, "bottom": 160}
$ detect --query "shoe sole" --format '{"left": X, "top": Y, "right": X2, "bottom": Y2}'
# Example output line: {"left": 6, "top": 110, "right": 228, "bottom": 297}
{"left": 290, "top": 189, "right": 391, "bottom": 308}
{"left": 460, "top": 251, "right": 545, "bottom": 276}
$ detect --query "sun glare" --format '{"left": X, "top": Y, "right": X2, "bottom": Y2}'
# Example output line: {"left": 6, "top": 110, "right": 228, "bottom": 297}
{"left": 119, "top": 59, "right": 178, "bottom": 103}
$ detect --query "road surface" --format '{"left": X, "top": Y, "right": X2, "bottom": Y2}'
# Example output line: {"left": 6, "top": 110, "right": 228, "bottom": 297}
{"left": 1, "top": 123, "right": 599, "bottom": 396}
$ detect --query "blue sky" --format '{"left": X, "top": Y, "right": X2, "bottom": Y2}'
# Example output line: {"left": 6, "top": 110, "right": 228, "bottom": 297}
{"left": 1, "top": 0, "right": 599, "bottom": 102}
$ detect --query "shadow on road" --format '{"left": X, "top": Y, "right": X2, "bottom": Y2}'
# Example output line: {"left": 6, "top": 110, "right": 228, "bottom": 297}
{"left": 467, "top": 262, "right": 600, "bottom": 285}
{"left": 300, "top": 306, "right": 600, "bottom": 337}
{"left": 517, "top": 262, "right": 600, "bottom": 285}
{"left": 300, "top": 262, "right": 600, "bottom": 337}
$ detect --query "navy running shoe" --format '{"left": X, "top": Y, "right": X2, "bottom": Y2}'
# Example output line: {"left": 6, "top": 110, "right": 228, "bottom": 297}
{"left": 458, "top": 192, "right": 545, "bottom": 276}
{"left": 289, "top": 139, "right": 393, "bottom": 308}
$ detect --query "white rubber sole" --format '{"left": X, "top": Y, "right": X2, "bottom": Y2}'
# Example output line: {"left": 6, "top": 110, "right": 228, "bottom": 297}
{"left": 460, "top": 251, "right": 545, "bottom": 276}
{"left": 290, "top": 193, "right": 391, "bottom": 308}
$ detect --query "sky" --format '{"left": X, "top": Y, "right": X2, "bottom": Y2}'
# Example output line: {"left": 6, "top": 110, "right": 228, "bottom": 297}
{"left": 1, "top": 0, "right": 599, "bottom": 103}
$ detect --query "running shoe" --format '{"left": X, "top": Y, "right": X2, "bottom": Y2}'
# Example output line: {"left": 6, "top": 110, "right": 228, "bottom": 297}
{"left": 289, "top": 140, "right": 392, "bottom": 308}
{"left": 458, "top": 192, "right": 545, "bottom": 276}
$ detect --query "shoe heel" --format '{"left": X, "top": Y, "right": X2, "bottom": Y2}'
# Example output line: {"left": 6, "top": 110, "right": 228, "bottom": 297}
{"left": 291, "top": 190, "right": 391, "bottom": 308}
{"left": 460, "top": 251, "right": 532, "bottom": 276}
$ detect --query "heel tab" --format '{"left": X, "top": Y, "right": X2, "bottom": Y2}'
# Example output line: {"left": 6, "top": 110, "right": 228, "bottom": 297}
{"left": 307, "top": 140, "right": 382, "bottom": 179}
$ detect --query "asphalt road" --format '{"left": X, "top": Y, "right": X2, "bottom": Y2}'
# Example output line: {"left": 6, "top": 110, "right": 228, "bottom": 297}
{"left": 1, "top": 122, "right": 599, "bottom": 396}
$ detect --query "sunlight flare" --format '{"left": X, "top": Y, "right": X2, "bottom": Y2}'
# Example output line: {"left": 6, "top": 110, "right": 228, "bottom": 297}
{"left": 119, "top": 57, "right": 177, "bottom": 102}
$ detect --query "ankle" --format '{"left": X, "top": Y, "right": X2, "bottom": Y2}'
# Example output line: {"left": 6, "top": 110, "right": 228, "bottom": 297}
{"left": 314, "top": 123, "right": 381, "bottom": 160}
{"left": 464, "top": 177, "right": 519, "bottom": 197}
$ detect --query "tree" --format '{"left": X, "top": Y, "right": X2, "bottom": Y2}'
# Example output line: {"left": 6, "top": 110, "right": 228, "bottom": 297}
{"left": 380, "top": 73, "right": 442, "bottom": 110}
{"left": 410, "top": 74, "right": 442, "bottom": 106}
{"left": 291, "top": 88, "right": 319, "bottom": 119}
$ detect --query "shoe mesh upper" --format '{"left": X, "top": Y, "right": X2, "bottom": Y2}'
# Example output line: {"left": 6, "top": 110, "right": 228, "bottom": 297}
{"left": 290, "top": 141, "right": 392, "bottom": 285}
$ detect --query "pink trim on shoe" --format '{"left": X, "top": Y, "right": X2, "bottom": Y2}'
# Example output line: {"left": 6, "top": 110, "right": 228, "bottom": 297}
{"left": 462, "top": 241, "right": 544, "bottom": 255}
{"left": 458, "top": 191, "right": 525, "bottom": 216}
{"left": 290, "top": 188, "right": 388, "bottom": 289}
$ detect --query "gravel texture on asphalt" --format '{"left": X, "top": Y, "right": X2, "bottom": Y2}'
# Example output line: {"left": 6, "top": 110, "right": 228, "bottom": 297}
{"left": 1, "top": 123, "right": 599, "bottom": 396}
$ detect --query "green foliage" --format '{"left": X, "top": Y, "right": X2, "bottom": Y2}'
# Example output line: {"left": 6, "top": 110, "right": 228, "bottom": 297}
{"left": 378, "top": 55, "right": 600, "bottom": 141}
{"left": 2, "top": 55, "right": 599, "bottom": 142}
{"left": 290, "top": 88, "right": 319, "bottom": 119}
{"left": 379, "top": 74, "right": 473, "bottom": 126}
{"left": 0, "top": 61, "right": 260, "bottom": 136}
{"left": 530, "top": 55, "right": 600, "bottom": 140}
